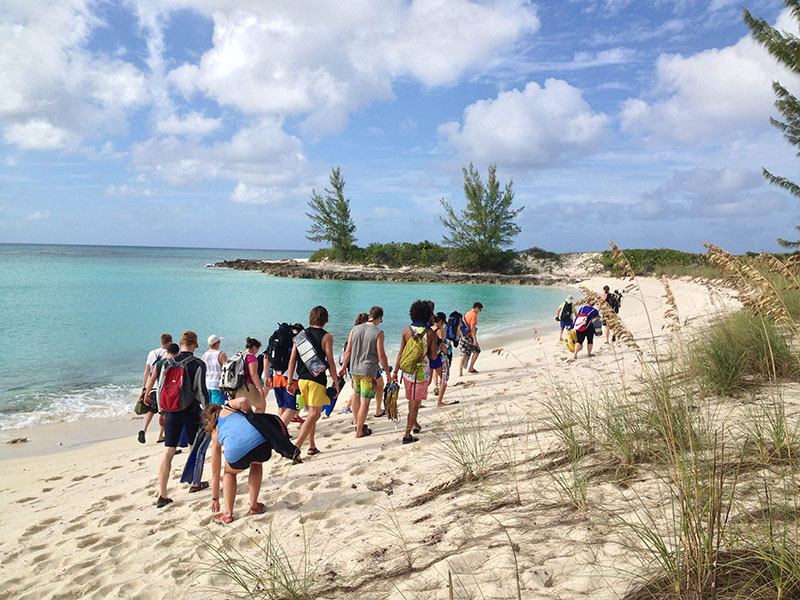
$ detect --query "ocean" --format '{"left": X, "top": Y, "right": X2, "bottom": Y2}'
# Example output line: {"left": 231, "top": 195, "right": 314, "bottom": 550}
{"left": 0, "top": 244, "right": 569, "bottom": 431}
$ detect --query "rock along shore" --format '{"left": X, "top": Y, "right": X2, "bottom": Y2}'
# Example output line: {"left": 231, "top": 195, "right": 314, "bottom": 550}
{"left": 211, "top": 252, "right": 605, "bottom": 286}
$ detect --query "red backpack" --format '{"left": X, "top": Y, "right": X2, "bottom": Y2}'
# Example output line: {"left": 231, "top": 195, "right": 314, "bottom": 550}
{"left": 156, "top": 356, "right": 203, "bottom": 412}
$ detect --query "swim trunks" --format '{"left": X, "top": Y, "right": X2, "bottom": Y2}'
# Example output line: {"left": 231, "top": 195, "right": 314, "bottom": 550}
{"left": 352, "top": 375, "right": 376, "bottom": 399}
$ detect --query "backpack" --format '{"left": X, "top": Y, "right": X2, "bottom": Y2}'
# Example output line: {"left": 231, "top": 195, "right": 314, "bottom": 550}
{"left": 399, "top": 326, "right": 428, "bottom": 375}
{"left": 219, "top": 351, "right": 250, "bottom": 397}
{"left": 559, "top": 302, "right": 573, "bottom": 322}
{"left": 268, "top": 323, "right": 296, "bottom": 372}
{"left": 607, "top": 291, "right": 622, "bottom": 313}
{"left": 573, "top": 307, "right": 597, "bottom": 332}
{"left": 445, "top": 312, "right": 468, "bottom": 342}
{"left": 156, "top": 355, "right": 204, "bottom": 412}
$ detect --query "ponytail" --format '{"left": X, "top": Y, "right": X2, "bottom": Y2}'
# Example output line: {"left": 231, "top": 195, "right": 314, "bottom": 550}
{"left": 204, "top": 404, "right": 222, "bottom": 434}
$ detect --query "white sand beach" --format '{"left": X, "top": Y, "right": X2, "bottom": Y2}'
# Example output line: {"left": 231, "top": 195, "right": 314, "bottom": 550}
{"left": 0, "top": 276, "right": 739, "bottom": 599}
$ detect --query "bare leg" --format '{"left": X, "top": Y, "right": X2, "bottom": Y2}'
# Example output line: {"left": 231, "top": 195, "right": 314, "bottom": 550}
{"left": 355, "top": 395, "right": 370, "bottom": 436}
{"left": 587, "top": 342, "right": 593, "bottom": 356}
{"left": 222, "top": 464, "right": 242, "bottom": 516}
{"left": 296, "top": 406, "right": 322, "bottom": 450}
{"left": 248, "top": 462, "right": 263, "bottom": 509}
{"left": 280, "top": 408, "right": 299, "bottom": 426}
{"left": 373, "top": 378, "right": 384, "bottom": 416}
{"left": 437, "top": 382, "right": 448, "bottom": 406}
{"left": 469, "top": 352, "right": 480, "bottom": 372}
{"left": 143, "top": 411, "right": 154, "bottom": 433}
{"left": 573, "top": 343, "right": 582, "bottom": 359}
{"left": 459, "top": 354, "right": 467, "bottom": 377}
{"left": 158, "top": 447, "right": 177, "bottom": 499}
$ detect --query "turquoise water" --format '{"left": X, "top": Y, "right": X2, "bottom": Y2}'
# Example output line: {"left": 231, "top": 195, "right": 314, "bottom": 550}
{"left": 0, "top": 244, "right": 569, "bottom": 430}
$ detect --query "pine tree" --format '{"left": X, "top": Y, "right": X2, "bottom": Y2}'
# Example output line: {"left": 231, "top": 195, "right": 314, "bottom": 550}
{"left": 440, "top": 163, "right": 522, "bottom": 270}
{"left": 306, "top": 166, "right": 356, "bottom": 257}
{"left": 745, "top": 1, "right": 800, "bottom": 247}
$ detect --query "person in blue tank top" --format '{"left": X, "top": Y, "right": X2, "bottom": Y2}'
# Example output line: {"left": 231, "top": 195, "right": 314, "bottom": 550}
{"left": 206, "top": 398, "right": 271, "bottom": 524}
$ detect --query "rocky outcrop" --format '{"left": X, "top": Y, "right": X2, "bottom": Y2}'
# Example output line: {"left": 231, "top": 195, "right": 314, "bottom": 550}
{"left": 211, "top": 254, "right": 605, "bottom": 285}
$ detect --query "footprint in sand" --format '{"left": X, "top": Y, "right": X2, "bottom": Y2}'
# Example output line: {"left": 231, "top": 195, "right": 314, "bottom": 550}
{"left": 299, "top": 510, "right": 331, "bottom": 523}
{"left": 325, "top": 477, "right": 343, "bottom": 488}
{"left": 41, "top": 487, "right": 53, "bottom": 493}
{"left": 281, "top": 491, "right": 305, "bottom": 510}
{"left": 15, "top": 496, "right": 37, "bottom": 504}
{"left": 100, "top": 514, "right": 124, "bottom": 527}
{"left": 109, "top": 464, "right": 123, "bottom": 470}
{"left": 76, "top": 535, "right": 102, "bottom": 549}
{"left": 349, "top": 465, "right": 367, "bottom": 476}
{"left": 63, "top": 522, "right": 85, "bottom": 534}
{"left": 102, "top": 493, "right": 125, "bottom": 502}
{"left": 71, "top": 475, "right": 89, "bottom": 482}
{"left": 43, "top": 475, "right": 63, "bottom": 482}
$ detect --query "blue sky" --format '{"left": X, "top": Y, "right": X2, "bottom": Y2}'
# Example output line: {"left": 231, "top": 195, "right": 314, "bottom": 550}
{"left": 1, "top": 0, "right": 797, "bottom": 253}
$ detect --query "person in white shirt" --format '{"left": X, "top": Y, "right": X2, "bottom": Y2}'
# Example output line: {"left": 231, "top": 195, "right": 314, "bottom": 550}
{"left": 201, "top": 334, "right": 227, "bottom": 405}
{"left": 137, "top": 333, "right": 171, "bottom": 444}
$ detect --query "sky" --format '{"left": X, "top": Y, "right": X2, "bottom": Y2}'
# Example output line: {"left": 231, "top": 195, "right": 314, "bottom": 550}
{"left": 0, "top": 0, "right": 798, "bottom": 254}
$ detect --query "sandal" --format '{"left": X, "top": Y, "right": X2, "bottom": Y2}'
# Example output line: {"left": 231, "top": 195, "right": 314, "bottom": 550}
{"left": 307, "top": 447, "right": 321, "bottom": 456}
{"left": 189, "top": 481, "right": 209, "bottom": 493}
{"left": 402, "top": 435, "right": 419, "bottom": 444}
{"left": 468, "top": 369, "right": 479, "bottom": 374}
{"left": 155, "top": 496, "right": 173, "bottom": 508}
{"left": 374, "top": 410, "right": 386, "bottom": 418}
{"left": 213, "top": 513, "right": 234, "bottom": 525}
{"left": 249, "top": 502, "right": 267, "bottom": 515}
{"left": 137, "top": 430, "right": 145, "bottom": 444}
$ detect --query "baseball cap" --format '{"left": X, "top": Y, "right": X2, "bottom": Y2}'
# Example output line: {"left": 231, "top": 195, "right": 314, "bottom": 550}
{"left": 207, "top": 334, "right": 222, "bottom": 345}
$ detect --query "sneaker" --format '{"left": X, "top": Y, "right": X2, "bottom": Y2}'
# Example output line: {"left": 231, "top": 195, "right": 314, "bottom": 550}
{"left": 137, "top": 430, "right": 145, "bottom": 444}
{"left": 292, "top": 416, "right": 305, "bottom": 424}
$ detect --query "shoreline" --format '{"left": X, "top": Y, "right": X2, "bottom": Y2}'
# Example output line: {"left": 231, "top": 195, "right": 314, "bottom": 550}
{"left": 0, "top": 317, "right": 562, "bottom": 461}
{"left": 211, "top": 252, "right": 605, "bottom": 286}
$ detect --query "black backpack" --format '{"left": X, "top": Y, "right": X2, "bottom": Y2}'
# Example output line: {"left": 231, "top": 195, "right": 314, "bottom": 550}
{"left": 445, "top": 311, "right": 468, "bottom": 342}
{"left": 267, "top": 323, "right": 297, "bottom": 372}
{"left": 607, "top": 291, "right": 621, "bottom": 313}
{"left": 559, "top": 302, "right": 573, "bottom": 322}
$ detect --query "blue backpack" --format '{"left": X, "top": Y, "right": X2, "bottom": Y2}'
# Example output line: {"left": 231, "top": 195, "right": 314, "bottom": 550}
{"left": 445, "top": 311, "right": 469, "bottom": 341}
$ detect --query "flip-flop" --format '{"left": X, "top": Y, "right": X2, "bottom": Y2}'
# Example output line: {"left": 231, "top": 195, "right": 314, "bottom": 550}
{"left": 437, "top": 400, "right": 460, "bottom": 407}
{"left": 374, "top": 410, "right": 386, "bottom": 418}
{"left": 468, "top": 369, "right": 479, "bottom": 374}
{"left": 249, "top": 502, "right": 267, "bottom": 515}
{"left": 213, "top": 513, "right": 234, "bottom": 525}
{"left": 137, "top": 430, "right": 145, "bottom": 444}
{"left": 307, "top": 447, "right": 321, "bottom": 456}
{"left": 342, "top": 408, "right": 352, "bottom": 414}
{"left": 155, "top": 496, "right": 173, "bottom": 508}
{"left": 189, "top": 481, "right": 209, "bottom": 493}
{"left": 156, "top": 438, "right": 165, "bottom": 443}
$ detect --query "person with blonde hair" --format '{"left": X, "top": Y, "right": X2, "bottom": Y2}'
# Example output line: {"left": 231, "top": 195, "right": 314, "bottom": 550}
{"left": 232, "top": 337, "right": 271, "bottom": 413}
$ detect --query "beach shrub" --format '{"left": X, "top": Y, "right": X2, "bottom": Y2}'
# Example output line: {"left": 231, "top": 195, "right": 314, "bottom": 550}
{"left": 519, "top": 246, "right": 561, "bottom": 262}
{"left": 600, "top": 248, "right": 709, "bottom": 276}
{"left": 691, "top": 310, "right": 796, "bottom": 395}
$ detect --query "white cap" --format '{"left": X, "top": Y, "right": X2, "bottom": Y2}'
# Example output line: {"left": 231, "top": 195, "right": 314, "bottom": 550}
{"left": 207, "top": 334, "right": 222, "bottom": 346}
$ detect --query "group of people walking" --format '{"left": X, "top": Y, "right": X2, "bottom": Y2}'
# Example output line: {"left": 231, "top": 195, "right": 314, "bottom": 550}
{"left": 555, "top": 285, "right": 623, "bottom": 359}
{"left": 136, "top": 299, "right": 484, "bottom": 523}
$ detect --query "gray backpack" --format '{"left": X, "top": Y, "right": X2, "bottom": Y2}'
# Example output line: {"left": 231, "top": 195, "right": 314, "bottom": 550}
{"left": 220, "top": 351, "right": 250, "bottom": 397}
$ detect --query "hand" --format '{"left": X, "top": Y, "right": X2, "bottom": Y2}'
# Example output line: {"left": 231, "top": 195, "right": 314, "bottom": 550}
{"left": 211, "top": 498, "right": 220, "bottom": 513}
{"left": 143, "top": 396, "right": 151, "bottom": 407}
{"left": 337, "top": 366, "right": 346, "bottom": 377}
{"left": 264, "top": 376, "right": 273, "bottom": 389}
{"left": 288, "top": 381, "right": 297, "bottom": 394}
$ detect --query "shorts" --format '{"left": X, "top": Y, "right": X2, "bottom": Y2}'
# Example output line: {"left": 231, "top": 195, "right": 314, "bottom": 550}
{"left": 403, "top": 377, "right": 429, "bottom": 402}
{"left": 208, "top": 389, "right": 225, "bottom": 406}
{"left": 576, "top": 328, "right": 595, "bottom": 345}
{"left": 560, "top": 320, "right": 573, "bottom": 330}
{"left": 298, "top": 379, "right": 328, "bottom": 407}
{"left": 429, "top": 355, "right": 442, "bottom": 369}
{"left": 163, "top": 406, "right": 201, "bottom": 448}
{"left": 459, "top": 335, "right": 481, "bottom": 358}
{"left": 227, "top": 441, "right": 271, "bottom": 470}
{"left": 274, "top": 386, "right": 298, "bottom": 410}
{"left": 352, "top": 375, "right": 375, "bottom": 399}
{"left": 233, "top": 382, "right": 264, "bottom": 412}
{"left": 146, "top": 391, "right": 159, "bottom": 414}
{"left": 439, "top": 353, "right": 450, "bottom": 386}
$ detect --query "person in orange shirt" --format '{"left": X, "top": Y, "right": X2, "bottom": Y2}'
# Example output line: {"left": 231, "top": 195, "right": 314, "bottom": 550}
{"left": 459, "top": 302, "right": 483, "bottom": 376}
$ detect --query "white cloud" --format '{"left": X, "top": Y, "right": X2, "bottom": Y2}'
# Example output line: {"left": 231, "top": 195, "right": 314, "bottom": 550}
{"left": 620, "top": 9, "right": 800, "bottom": 144}
{"left": 438, "top": 79, "right": 610, "bottom": 167}
{"left": 631, "top": 167, "right": 784, "bottom": 220}
{"left": 131, "top": 118, "right": 308, "bottom": 200}
{"left": 230, "top": 182, "right": 282, "bottom": 205}
{"left": 168, "top": 0, "right": 539, "bottom": 135}
{"left": 155, "top": 112, "right": 222, "bottom": 137}
{"left": 105, "top": 184, "right": 153, "bottom": 197}
{"left": 0, "top": 1, "right": 149, "bottom": 150}
{"left": 26, "top": 210, "right": 50, "bottom": 221}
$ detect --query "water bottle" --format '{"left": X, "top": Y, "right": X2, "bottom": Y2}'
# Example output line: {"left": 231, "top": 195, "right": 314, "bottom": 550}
{"left": 293, "top": 330, "right": 327, "bottom": 376}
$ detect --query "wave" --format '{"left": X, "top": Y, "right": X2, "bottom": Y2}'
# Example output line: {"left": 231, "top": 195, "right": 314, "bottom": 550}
{"left": 0, "top": 384, "right": 138, "bottom": 431}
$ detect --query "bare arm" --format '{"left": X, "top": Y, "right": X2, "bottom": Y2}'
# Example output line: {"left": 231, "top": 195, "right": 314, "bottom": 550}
{"left": 210, "top": 428, "right": 221, "bottom": 512}
{"left": 426, "top": 330, "right": 438, "bottom": 360}
{"left": 322, "top": 333, "right": 339, "bottom": 396}
{"left": 376, "top": 331, "right": 391, "bottom": 375}
{"left": 338, "top": 330, "right": 354, "bottom": 377}
{"left": 142, "top": 361, "right": 151, "bottom": 389}
{"left": 393, "top": 328, "right": 409, "bottom": 374}
{"left": 286, "top": 346, "right": 298, "bottom": 393}
{"left": 218, "top": 351, "right": 227, "bottom": 365}
{"left": 247, "top": 359, "right": 265, "bottom": 398}
{"left": 143, "top": 368, "right": 158, "bottom": 401}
